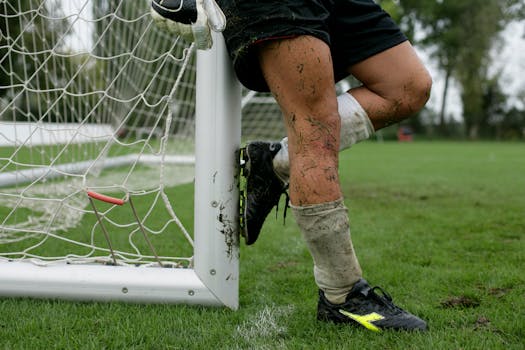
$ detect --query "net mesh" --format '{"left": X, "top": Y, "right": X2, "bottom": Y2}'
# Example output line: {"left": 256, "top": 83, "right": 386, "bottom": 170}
{"left": 0, "top": 0, "right": 286, "bottom": 267}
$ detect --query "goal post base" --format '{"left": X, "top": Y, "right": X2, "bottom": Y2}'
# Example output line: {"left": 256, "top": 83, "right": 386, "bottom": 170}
{"left": 0, "top": 262, "right": 226, "bottom": 307}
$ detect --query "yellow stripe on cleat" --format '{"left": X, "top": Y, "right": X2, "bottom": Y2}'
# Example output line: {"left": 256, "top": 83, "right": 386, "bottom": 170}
{"left": 339, "top": 310, "right": 385, "bottom": 332}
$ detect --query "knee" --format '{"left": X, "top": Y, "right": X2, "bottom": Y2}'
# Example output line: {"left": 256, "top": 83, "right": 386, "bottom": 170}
{"left": 291, "top": 109, "right": 341, "bottom": 154}
{"left": 399, "top": 69, "right": 432, "bottom": 116}
{"left": 413, "top": 69, "right": 433, "bottom": 110}
{"left": 287, "top": 94, "right": 341, "bottom": 149}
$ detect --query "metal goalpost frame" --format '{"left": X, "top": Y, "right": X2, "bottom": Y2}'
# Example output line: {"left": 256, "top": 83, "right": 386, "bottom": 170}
{"left": 0, "top": 33, "right": 242, "bottom": 310}
{"left": 193, "top": 32, "right": 242, "bottom": 310}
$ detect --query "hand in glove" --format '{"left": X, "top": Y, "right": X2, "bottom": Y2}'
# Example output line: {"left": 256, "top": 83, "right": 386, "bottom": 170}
{"left": 151, "top": 0, "right": 226, "bottom": 50}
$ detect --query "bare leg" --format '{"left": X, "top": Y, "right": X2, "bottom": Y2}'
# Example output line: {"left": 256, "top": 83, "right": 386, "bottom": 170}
{"left": 258, "top": 36, "right": 362, "bottom": 304}
{"left": 258, "top": 36, "right": 341, "bottom": 206}
{"left": 271, "top": 41, "right": 432, "bottom": 182}
{"left": 348, "top": 41, "right": 432, "bottom": 130}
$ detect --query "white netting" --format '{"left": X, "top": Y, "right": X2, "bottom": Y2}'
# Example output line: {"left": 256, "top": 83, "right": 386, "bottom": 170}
{"left": 0, "top": 0, "right": 285, "bottom": 267}
{"left": 0, "top": 0, "right": 196, "bottom": 267}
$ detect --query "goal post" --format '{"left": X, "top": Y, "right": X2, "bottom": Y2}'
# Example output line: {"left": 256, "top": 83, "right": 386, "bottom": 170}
{"left": 0, "top": 1, "right": 242, "bottom": 309}
{"left": 192, "top": 33, "right": 241, "bottom": 309}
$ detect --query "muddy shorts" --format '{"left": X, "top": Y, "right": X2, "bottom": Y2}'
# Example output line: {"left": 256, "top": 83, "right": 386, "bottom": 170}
{"left": 217, "top": 0, "right": 407, "bottom": 92}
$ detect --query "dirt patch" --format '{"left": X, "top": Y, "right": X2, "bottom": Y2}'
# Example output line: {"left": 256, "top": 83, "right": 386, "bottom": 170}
{"left": 268, "top": 260, "right": 300, "bottom": 272}
{"left": 488, "top": 287, "right": 512, "bottom": 298}
{"left": 440, "top": 295, "right": 480, "bottom": 308}
{"left": 474, "top": 316, "right": 491, "bottom": 329}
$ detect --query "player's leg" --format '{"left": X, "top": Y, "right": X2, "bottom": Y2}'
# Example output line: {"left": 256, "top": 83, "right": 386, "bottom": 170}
{"left": 272, "top": 40, "right": 432, "bottom": 184}
{"left": 258, "top": 35, "right": 426, "bottom": 331}
{"left": 274, "top": 43, "right": 427, "bottom": 178}
{"left": 222, "top": 0, "right": 429, "bottom": 243}
{"left": 263, "top": 42, "right": 429, "bottom": 204}
{"left": 346, "top": 40, "right": 432, "bottom": 130}
{"left": 258, "top": 34, "right": 361, "bottom": 300}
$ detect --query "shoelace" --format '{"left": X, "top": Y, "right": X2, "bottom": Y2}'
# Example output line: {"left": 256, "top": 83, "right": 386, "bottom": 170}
{"left": 274, "top": 189, "right": 290, "bottom": 224}
{"left": 369, "top": 286, "right": 401, "bottom": 312}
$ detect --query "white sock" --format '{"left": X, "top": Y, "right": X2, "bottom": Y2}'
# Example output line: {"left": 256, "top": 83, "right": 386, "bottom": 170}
{"left": 272, "top": 93, "right": 374, "bottom": 183}
{"left": 292, "top": 199, "right": 362, "bottom": 304}
{"left": 338, "top": 92, "right": 375, "bottom": 149}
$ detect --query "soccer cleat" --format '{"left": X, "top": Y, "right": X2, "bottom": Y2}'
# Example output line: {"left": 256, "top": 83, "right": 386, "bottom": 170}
{"left": 317, "top": 279, "right": 427, "bottom": 332}
{"left": 240, "top": 141, "right": 288, "bottom": 245}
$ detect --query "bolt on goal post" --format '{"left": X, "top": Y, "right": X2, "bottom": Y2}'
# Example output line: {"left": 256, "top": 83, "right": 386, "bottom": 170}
{"left": 0, "top": 7, "right": 241, "bottom": 310}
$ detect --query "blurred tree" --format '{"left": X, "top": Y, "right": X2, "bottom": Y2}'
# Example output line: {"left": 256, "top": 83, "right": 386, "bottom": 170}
{"left": 501, "top": 106, "right": 525, "bottom": 139}
{"left": 0, "top": 0, "right": 70, "bottom": 121}
{"left": 378, "top": 0, "right": 524, "bottom": 139}
{"left": 482, "top": 75, "right": 525, "bottom": 139}
{"left": 0, "top": 0, "right": 29, "bottom": 99}
{"left": 482, "top": 74, "right": 508, "bottom": 138}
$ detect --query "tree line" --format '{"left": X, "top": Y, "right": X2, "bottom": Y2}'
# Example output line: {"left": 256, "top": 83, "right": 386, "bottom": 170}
{"left": 0, "top": 0, "right": 99, "bottom": 125}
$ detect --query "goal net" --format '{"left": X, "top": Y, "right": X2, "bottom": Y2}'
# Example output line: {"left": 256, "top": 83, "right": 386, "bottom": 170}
{"left": 0, "top": 0, "right": 285, "bottom": 308}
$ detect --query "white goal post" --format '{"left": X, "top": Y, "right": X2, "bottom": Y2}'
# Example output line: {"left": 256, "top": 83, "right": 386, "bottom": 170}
{"left": 0, "top": 0, "right": 253, "bottom": 310}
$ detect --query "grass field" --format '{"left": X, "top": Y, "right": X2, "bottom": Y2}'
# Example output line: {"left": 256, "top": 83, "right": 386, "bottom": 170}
{"left": 0, "top": 141, "right": 523, "bottom": 349}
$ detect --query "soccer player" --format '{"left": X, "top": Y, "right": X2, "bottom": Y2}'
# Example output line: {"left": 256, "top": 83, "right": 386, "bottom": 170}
{"left": 152, "top": 0, "right": 432, "bottom": 331}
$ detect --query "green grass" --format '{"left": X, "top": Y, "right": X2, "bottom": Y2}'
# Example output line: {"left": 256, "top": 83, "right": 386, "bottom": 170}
{"left": 0, "top": 182, "right": 195, "bottom": 262}
{"left": 1, "top": 141, "right": 524, "bottom": 349}
{"left": 0, "top": 137, "right": 193, "bottom": 172}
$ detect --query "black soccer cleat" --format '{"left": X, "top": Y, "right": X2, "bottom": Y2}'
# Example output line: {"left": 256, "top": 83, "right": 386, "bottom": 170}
{"left": 240, "top": 141, "right": 288, "bottom": 245}
{"left": 317, "top": 279, "right": 427, "bottom": 332}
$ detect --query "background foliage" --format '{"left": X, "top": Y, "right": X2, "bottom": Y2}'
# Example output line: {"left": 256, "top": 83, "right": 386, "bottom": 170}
{"left": 378, "top": 0, "right": 525, "bottom": 140}
{"left": 1, "top": 0, "right": 524, "bottom": 138}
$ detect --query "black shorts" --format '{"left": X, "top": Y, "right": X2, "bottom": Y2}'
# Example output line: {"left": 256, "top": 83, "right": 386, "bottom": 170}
{"left": 218, "top": 0, "right": 407, "bottom": 92}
